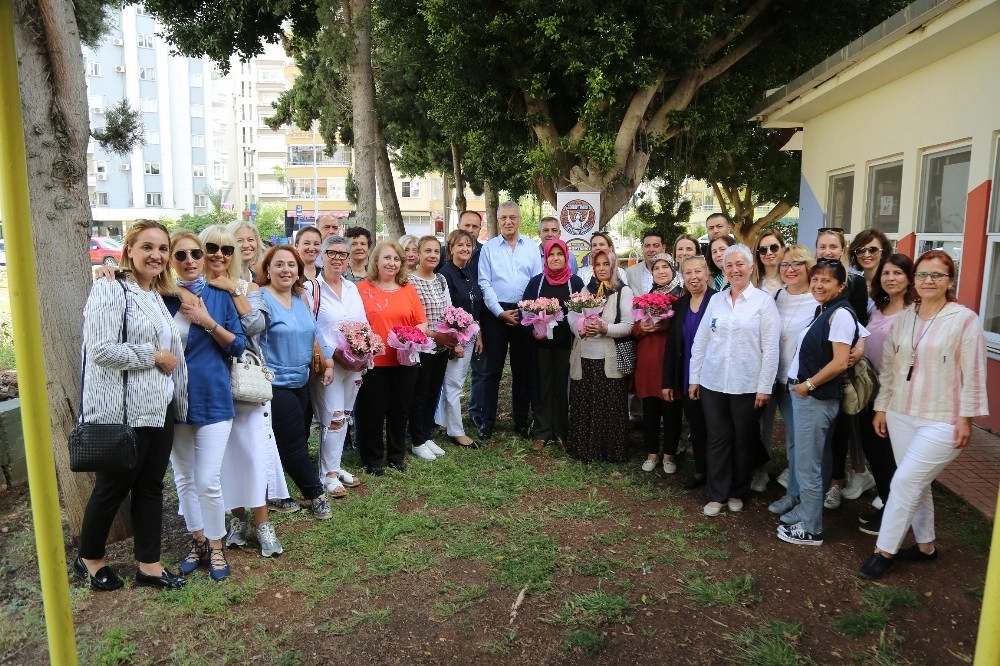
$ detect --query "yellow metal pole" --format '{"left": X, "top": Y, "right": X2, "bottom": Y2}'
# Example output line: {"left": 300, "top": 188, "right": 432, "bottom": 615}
{"left": 0, "top": 1, "right": 79, "bottom": 664}
{"left": 974, "top": 489, "right": 1000, "bottom": 664}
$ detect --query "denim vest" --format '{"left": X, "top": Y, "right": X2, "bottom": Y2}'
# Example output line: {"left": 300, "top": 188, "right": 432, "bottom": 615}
{"left": 797, "top": 294, "right": 857, "bottom": 401}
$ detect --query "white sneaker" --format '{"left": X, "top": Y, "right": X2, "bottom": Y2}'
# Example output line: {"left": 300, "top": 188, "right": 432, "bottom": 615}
{"left": 662, "top": 460, "right": 677, "bottom": 475}
{"left": 842, "top": 470, "right": 876, "bottom": 500}
{"left": 641, "top": 458, "right": 657, "bottom": 472}
{"left": 424, "top": 440, "right": 446, "bottom": 456}
{"left": 750, "top": 471, "right": 769, "bottom": 493}
{"left": 777, "top": 468, "right": 789, "bottom": 489}
{"left": 824, "top": 485, "right": 842, "bottom": 509}
{"left": 412, "top": 443, "right": 438, "bottom": 460}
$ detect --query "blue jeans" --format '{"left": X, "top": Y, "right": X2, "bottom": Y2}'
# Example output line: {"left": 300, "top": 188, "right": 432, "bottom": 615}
{"left": 773, "top": 381, "right": 799, "bottom": 497}
{"left": 791, "top": 392, "right": 839, "bottom": 535}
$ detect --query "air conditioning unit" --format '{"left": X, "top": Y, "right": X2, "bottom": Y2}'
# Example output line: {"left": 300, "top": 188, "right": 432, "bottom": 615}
{"left": 113, "top": 38, "right": 124, "bottom": 46}
{"left": 115, "top": 65, "right": 125, "bottom": 73}
{"left": 120, "top": 164, "right": 131, "bottom": 172}
{"left": 90, "top": 106, "right": 104, "bottom": 115}
{"left": 97, "top": 173, "right": 107, "bottom": 181}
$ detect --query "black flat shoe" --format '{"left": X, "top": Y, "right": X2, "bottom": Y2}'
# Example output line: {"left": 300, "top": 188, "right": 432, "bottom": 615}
{"left": 683, "top": 474, "right": 706, "bottom": 490}
{"left": 387, "top": 461, "right": 407, "bottom": 473}
{"left": 477, "top": 425, "right": 493, "bottom": 441}
{"left": 73, "top": 557, "right": 124, "bottom": 591}
{"left": 449, "top": 436, "right": 480, "bottom": 449}
{"left": 365, "top": 466, "right": 385, "bottom": 477}
{"left": 893, "top": 544, "right": 938, "bottom": 562}
{"left": 135, "top": 568, "right": 187, "bottom": 590}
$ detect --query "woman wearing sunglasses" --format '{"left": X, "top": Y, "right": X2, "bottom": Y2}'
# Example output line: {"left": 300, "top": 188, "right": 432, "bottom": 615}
{"left": 165, "top": 230, "right": 246, "bottom": 581}
{"left": 751, "top": 231, "right": 786, "bottom": 295}
{"left": 848, "top": 228, "right": 893, "bottom": 301}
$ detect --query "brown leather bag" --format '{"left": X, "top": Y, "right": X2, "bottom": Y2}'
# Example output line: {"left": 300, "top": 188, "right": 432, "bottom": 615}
{"left": 307, "top": 279, "right": 325, "bottom": 376}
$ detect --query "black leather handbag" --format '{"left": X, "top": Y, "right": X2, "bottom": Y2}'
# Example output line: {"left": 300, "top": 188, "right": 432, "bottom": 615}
{"left": 69, "top": 280, "right": 137, "bottom": 473}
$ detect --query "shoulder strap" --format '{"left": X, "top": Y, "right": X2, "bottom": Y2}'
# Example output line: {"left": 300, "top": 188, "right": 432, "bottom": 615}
{"left": 309, "top": 279, "right": 320, "bottom": 320}
{"left": 825, "top": 303, "right": 861, "bottom": 347}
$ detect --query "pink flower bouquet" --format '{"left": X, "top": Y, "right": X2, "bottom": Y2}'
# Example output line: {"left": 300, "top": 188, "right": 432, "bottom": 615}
{"left": 565, "top": 292, "right": 607, "bottom": 335}
{"left": 517, "top": 297, "right": 565, "bottom": 339}
{"left": 387, "top": 325, "right": 435, "bottom": 366}
{"left": 337, "top": 321, "right": 385, "bottom": 371}
{"left": 433, "top": 306, "right": 479, "bottom": 345}
{"left": 631, "top": 292, "right": 680, "bottom": 326}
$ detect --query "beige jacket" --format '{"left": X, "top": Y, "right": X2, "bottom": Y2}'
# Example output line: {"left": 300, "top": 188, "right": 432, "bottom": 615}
{"left": 569, "top": 286, "right": 635, "bottom": 380}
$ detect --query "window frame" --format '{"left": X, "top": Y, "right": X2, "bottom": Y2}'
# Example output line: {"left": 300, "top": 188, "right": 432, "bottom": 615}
{"left": 87, "top": 61, "right": 101, "bottom": 77}
{"left": 143, "top": 161, "right": 161, "bottom": 175}
{"left": 865, "top": 158, "right": 904, "bottom": 234}
{"left": 979, "top": 136, "right": 1000, "bottom": 355}
{"left": 826, "top": 169, "right": 855, "bottom": 232}
{"left": 145, "top": 192, "right": 162, "bottom": 207}
{"left": 917, "top": 143, "right": 972, "bottom": 234}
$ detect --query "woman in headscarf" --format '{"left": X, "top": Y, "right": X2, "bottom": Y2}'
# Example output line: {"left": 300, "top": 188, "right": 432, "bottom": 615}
{"left": 566, "top": 249, "right": 635, "bottom": 462}
{"left": 523, "top": 238, "right": 585, "bottom": 451}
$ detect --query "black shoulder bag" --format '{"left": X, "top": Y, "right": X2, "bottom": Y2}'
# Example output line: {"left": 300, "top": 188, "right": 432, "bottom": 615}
{"left": 69, "top": 280, "right": 138, "bottom": 473}
{"left": 613, "top": 290, "right": 636, "bottom": 375}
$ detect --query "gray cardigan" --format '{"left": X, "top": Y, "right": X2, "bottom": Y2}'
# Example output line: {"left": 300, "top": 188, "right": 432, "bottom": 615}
{"left": 82, "top": 279, "right": 188, "bottom": 427}
{"left": 569, "top": 286, "right": 635, "bottom": 380}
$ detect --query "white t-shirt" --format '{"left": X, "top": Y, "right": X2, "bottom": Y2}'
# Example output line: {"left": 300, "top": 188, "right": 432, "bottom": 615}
{"left": 775, "top": 289, "right": 819, "bottom": 382}
{"left": 787, "top": 307, "right": 869, "bottom": 382}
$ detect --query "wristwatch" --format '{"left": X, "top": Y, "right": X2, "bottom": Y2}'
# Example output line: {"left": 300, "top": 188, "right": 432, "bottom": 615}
{"left": 232, "top": 279, "right": 248, "bottom": 297}
{"left": 805, "top": 378, "right": 816, "bottom": 392}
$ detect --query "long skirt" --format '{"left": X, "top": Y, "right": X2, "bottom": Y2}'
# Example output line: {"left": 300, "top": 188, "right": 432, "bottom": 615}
{"left": 567, "top": 358, "right": 629, "bottom": 462}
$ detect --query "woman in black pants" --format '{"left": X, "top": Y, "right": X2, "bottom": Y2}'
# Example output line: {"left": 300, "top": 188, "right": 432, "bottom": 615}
{"left": 76, "top": 221, "right": 188, "bottom": 591}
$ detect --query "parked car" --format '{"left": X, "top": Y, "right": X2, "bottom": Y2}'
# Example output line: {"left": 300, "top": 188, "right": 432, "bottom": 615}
{"left": 89, "top": 236, "right": 123, "bottom": 266}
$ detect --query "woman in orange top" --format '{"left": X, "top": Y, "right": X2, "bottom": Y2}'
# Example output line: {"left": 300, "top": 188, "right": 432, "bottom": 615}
{"left": 355, "top": 239, "right": 429, "bottom": 475}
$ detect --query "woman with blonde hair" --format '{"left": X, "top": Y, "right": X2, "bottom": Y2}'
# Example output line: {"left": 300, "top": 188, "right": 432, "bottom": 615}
{"left": 398, "top": 234, "right": 420, "bottom": 272}
{"left": 228, "top": 220, "right": 265, "bottom": 281}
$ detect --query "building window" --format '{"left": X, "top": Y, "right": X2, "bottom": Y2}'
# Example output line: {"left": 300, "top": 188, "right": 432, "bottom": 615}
{"left": 146, "top": 130, "right": 159, "bottom": 145}
{"left": 259, "top": 114, "right": 274, "bottom": 129}
{"left": 140, "top": 97, "right": 157, "bottom": 113}
{"left": 401, "top": 180, "right": 420, "bottom": 198}
{"left": 146, "top": 192, "right": 162, "bottom": 206}
{"left": 918, "top": 146, "right": 971, "bottom": 234}
{"left": 190, "top": 104, "right": 204, "bottom": 117}
{"left": 328, "top": 177, "right": 347, "bottom": 200}
{"left": 189, "top": 73, "right": 203, "bottom": 87}
{"left": 258, "top": 68, "right": 281, "bottom": 83}
{"left": 213, "top": 139, "right": 225, "bottom": 151}
{"left": 191, "top": 134, "right": 205, "bottom": 147}
{"left": 143, "top": 161, "right": 161, "bottom": 175}
{"left": 87, "top": 61, "right": 101, "bottom": 77}
{"left": 213, "top": 161, "right": 227, "bottom": 181}
{"left": 94, "top": 160, "right": 107, "bottom": 175}
{"left": 288, "top": 178, "right": 328, "bottom": 198}
{"left": 139, "top": 66, "right": 156, "bottom": 81}
{"left": 91, "top": 192, "right": 109, "bottom": 207}
{"left": 192, "top": 164, "right": 206, "bottom": 177}
{"left": 826, "top": 172, "right": 854, "bottom": 231}
{"left": 330, "top": 144, "right": 351, "bottom": 166}
{"left": 137, "top": 34, "right": 155, "bottom": 49}
{"left": 195, "top": 194, "right": 208, "bottom": 209}
{"left": 865, "top": 160, "right": 902, "bottom": 234}
{"left": 88, "top": 95, "right": 104, "bottom": 114}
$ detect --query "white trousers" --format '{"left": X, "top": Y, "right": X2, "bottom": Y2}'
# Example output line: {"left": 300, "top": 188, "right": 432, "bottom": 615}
{"left": 221, "top": 400, "right": 273, "bottom": 511}
{"left": 436, "top": 350, "right": 473, "bottom": 437}
{"left": 172, "top": 420, "right": 232, "bottom": 540}
{"left": 311, "top": 370, "right": 362, "bottom": 478}
{"left": 877, "top": 411, "right": 960, "bottom": 554}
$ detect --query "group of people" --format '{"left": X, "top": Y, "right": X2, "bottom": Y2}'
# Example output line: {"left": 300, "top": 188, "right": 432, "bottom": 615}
{"left": 73, "top": 206, "right": 986, "bottom": 591}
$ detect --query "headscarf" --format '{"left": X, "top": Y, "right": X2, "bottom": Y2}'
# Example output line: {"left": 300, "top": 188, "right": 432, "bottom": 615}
{"left": 586, "top": 249, "right": 619, "bottom": 298}
{"left": 649, "top": 253, "right": 681, "bottom": 294}
{"left": 542, "top": 238, "right": 572, "bottom": 286}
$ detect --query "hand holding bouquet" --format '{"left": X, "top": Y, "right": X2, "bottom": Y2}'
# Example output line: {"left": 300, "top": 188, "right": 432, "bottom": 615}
{"left": 631, "top": 292, "right": 680, "bottom": 327}
{"left": 433, "top": 306, "right": 479, "bottom": 345}
{"left": 337, "top": 321, "right": 385, "bottom": 372}
{"left": 387, "top": 325, "right": 435, "bottom": 366}
{"left": 517, "top": 297, "right": 565, "bottom": 339}
{"left": 565, "top": 292, "right": 607, "bottom": 335}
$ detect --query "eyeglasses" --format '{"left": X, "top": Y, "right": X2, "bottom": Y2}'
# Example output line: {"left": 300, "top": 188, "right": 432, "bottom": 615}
{"left": 817, "top": 227, "right": 844, "bottom": 234}
{"left": 914, "top": 271, "right": 949, "bottom": 282}
{"left": 757, "top": 243, "right": 781, "bottom": 256}
{"left": 173, "top": 249, "right": 204, "bottom": 262}
{"left": 324, "top": 249, "right": 349, "bottom": 259}
{"left": 854, "top": 246, "right": 882, "bottom": 256}
{"left": 779, "top": 261, "right": 807, "bottom": 271}
{"left": 205, "top": 243, "right": 235, "bottom": 257}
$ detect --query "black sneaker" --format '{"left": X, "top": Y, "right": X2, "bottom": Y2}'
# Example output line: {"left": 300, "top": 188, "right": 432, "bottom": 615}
{"left": 893, "top": 544, "right": 938, "bottom": 562}
{"left": 858, "top": 552, "right": 894, "bottom": 579}
{"left": 858, "top": 510, "right": 882, "bottom": 536}
{"left": 776, "top": 524, "right": 823, "bottom": 546}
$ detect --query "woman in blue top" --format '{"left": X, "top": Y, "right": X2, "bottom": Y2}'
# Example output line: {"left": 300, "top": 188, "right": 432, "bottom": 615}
{"left": 257, "top": 245, "right": 335, "bottom": 520}
{"left": 164, "top": 230, "right": 246, "bottom": 582}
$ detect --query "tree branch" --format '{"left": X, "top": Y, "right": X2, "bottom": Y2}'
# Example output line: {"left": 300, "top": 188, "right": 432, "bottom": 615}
{"left": 702, "top": 0, "right": 774, "bottom": 57}
{"left": 523, "top": 91, "right": 561, "bottom": 150}
{"left": 700, "top": 23, "right": 776, "bottom": 86}
{"left": 711, "top": 181, "right": 729, "bottom": 214}
{"left": 611, "top": 73, "right": 666, "bottom": 168}
{"left": 566, "top": 99, "right": 608, "bottom": 146}
{"left": 645, "top": 71, "right": 702, "bottom": 135}
{"left": 755, "top": 201, "right": 792, "bottom": 228}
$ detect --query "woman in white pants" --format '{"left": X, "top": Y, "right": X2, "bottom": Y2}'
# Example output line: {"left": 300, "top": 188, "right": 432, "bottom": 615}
{"left": 306, "top": 235, "right": 367, "bottom": 497}
{"left": 859, "top": 250, "right": 987, "bottom": 579}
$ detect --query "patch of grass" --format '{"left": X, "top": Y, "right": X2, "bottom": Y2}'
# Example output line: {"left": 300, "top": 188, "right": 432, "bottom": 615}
{"left": 868, "top": 627, "right": 912, "bottom": 666}
{"left": 319, "top": 603, "right": 394, "bottom": 635}
{"left": 687, "top": 523, "right": 729, "bottom": 542}
{"left": 157, "top": 576, "right": 257, "bottom": 618}
{"left": 80, "top": 627, "right": 137, "bottom": 666}
{"left": 725, "top": 619, "right": 815, "bottom": 666}
{"left": 646, "top": 505, "right": 684, "bottom": 519}
{"left": 575, "top": 557, "right": 620, "bottom": 579}
{"left": 865, "top": 587, "right": 919, "bottom": 611}
{"left": 494, "top": 530, "right": 558, "bottom": 592}
{"left": 739, "top": 540, "right": 754, "bottom": 554}
{"left": 548, "top": 489, "right": 612, "bottom": 519}
{"left": 934, "top": 488, "right": 992, "bottom": 552}
{"left": 480, "top": 628, "right": 518, "bottom": 655}
{"left": 685, "top": 570, "right": 755, "bottom": 607}
{"left": 563, "top": 629, "right": 607, "bottom": 656}
{"left": 833, "top": 586, "right": 919, "bottom": 637}
{"left": 549, "top": 591, "right": 635, "bottom": 627}
{"left": 594, "top": 529, "right": 626, "bottom": 546}
{"left": 434, "top": 583, "right": 487, "bottom": 618}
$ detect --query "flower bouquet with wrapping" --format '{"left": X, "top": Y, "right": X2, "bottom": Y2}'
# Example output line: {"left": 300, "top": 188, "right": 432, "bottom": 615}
{"left": 337, "top": 321, "right": 385, "bottom": 372}
{"left": 387, "top": 325, "right": 435, "bottom": 366}
{"left": 433, "top": 306, "right": 479, "bottom": 345}
{"left": 631, "top": 292, "right": 680, "bottom": 326}
{"left": 517, "top": 297, "right": 565, "bottom": 339}
{"left": 565, "top": 292, "right": 607, "bottom": 335}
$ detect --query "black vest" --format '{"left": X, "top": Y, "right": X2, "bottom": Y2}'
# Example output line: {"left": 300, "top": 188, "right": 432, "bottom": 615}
{"left": 796, "top": 294, "right": 857, "bottom": 401}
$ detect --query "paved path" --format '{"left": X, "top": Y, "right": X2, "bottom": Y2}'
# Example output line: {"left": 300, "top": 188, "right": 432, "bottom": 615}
{"left": 937, "top": 425, "right": 1000, "bottom": 520}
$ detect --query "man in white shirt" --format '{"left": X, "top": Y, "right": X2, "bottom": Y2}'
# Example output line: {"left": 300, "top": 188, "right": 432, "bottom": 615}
{"left": 538, "top": 216, "right": 578, "bottom": 274}
{"left": 625, "top": 230, "right": 666, "bottom": 296}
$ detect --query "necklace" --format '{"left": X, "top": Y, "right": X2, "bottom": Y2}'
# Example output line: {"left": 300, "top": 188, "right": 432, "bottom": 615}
{"left": 778, "top": 289, "right": 809, "bottom": 343}
{"left": 907, "top": 302, "right": 945, "bottom": 381}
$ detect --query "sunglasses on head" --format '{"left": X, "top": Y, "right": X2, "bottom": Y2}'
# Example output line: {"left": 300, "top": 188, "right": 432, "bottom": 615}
{"left": 817, "top": 227, "right": 844, "bottom": 234}
{"left": 205, "top": 243, "right": 235, "bottom": 257}
{"left": 173, "top": 248, "right": 204, "bottom": 262}
{"left": 757, "top": 243, "right": 781, "bottom": 256}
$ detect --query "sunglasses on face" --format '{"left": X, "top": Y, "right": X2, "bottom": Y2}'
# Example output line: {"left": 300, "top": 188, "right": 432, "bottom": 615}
{"left": 205, "top": 243, "right": 235, "bottom": 257}
{"left": 325, "top": 250, "right": 349, "bottom": 259}
{"left": 757, "top": 243, "right": 781, "bottom": 256}
{"left": 854, "top": 246, "right": 882, "bottom": 256}
{"left": 173, "top": 249, "right": 204, "bottom": 262}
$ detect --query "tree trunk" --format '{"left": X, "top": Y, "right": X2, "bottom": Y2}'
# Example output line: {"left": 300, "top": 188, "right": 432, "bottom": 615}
{"left": 373, "top": 117, "right": 403, "bottom": 238}
{"left": 451, "top": 142, "right": 467, "bottom": 215}
{"left": 14, "top": 0, "right": 130, "bottom": 540}
{"left": 442, "top": 174, "right": 452, "bottom": 236}
{"left": 344, "top": 0, "right": 377, "bottom": 236}
{"left": 483, "top": 181, "right": 499, "bottom": 238}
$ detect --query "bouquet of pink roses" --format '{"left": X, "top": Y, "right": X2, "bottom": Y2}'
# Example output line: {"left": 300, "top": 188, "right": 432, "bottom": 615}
{"left": 565, "top": 292, "right": 607, "bottom": 335}
{"left": 433, "top": 305, "right": 479, "bottom": 345}
{"left": 631, "top": 292, "right": 680, "bottom": 326}
{"left": 337, "top": 321, "right": 385, "bottom": 371}
{"left": 387, "top": 325, "right": 435, "bottom": 366}
{"left": 517, "top": 297, "right": 565, "bottom": 339}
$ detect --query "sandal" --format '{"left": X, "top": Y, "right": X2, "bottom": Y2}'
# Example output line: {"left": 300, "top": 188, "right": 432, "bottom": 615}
{"left": 207, "top": 544, "right": 231, "bottom": 581}
{"left": 324, "top": 475, "right": 348, "bottom": 498}
{"left": 336, "top": 469, "right": 362, "bottom": 488}
{"left": 178, "top": 537, "right": 208, "bottom": 575}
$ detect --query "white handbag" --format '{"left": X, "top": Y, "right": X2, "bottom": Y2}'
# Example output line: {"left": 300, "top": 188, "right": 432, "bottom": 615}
{"left": 230, "top": 350, "right": 275, "bottom": 402}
